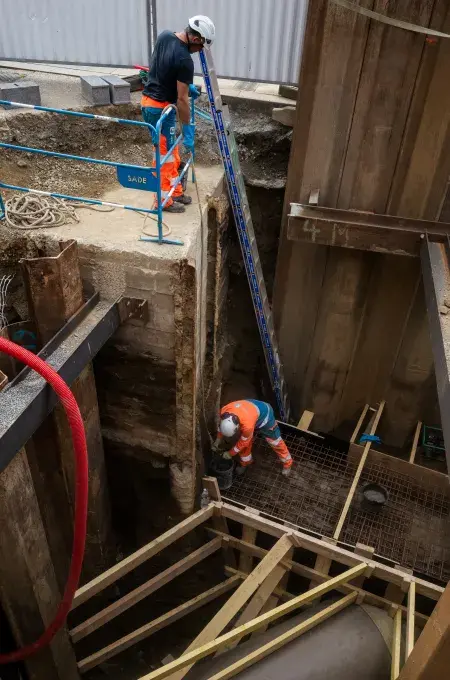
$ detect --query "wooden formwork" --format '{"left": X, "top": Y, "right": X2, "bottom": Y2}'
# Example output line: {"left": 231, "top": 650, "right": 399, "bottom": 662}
{"left": 70, "top": 476, "right": 445, "bottom": 680}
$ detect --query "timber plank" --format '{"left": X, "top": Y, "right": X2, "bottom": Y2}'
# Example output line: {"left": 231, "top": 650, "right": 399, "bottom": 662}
{"left": 382, "top": 281, "right": 435, "bottom": 447}
{"left": 139, "top": 565, "right": 365, "bottom": 679}
{"left": 162, "top": 534, "right": 293, "bottom": 680}
{"left": 337, "top": 0, "right": 436, "bottom": 213}
{"left": 398, "top": 581, "right": 450, "bottom": 679}
{"left": 70, "top": 537, "right": 222, "bottom": 642}
{"left": 72, "top": 505, "right": 213, "bottom": 609}
{"left": 389, "top": 3, "right": 450, "bottom": 219}
{"left": 337, "top": 255, "right": 420, "bottom": 425}
{"left": 77, "top": 576, "right": 241, "bottom": 672}
{"left": 302, "top": 247, "right": 372, "bottom": 431}
{"left": 207, "top": 594, "right": 357, "bottom": 680}
{"left": 218, "top": 503, "right": 443, "bottom": 601}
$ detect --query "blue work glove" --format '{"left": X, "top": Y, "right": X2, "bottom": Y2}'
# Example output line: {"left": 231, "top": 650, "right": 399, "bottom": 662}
{"left": 189, "top": 84, "right": 200, "bottom": 100}
{"left": 182, "top": 123, "right": 195, "bottom": 154}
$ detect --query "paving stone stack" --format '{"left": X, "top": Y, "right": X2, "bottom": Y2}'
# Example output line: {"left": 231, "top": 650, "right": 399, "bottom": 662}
{"left": 80, "top": 74, "right": 130, "bottom": 106}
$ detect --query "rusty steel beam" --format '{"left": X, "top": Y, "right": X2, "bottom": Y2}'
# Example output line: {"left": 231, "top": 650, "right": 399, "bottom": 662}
{"left": 0, "top": 295, "right": 148, "bottom": 473}
{"left": 287, "top": 204, "right": 450, "bottom": 256}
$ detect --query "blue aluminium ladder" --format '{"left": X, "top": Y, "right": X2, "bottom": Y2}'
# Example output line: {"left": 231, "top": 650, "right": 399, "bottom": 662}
{"left": 200, "top": 48, "right": 290, "bottom": 421}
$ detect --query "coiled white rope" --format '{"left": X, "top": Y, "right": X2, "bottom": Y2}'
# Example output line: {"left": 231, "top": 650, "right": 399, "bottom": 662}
{"left": 3, "top": 192, "right": 172, "bottom": 236}
{"left": 3, "top": 193, "right": 116, "bottom": 230}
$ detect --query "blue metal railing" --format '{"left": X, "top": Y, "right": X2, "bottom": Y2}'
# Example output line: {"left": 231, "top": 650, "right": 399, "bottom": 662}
{"left": 0, "top": 100, "right": 198, "bottom": 246}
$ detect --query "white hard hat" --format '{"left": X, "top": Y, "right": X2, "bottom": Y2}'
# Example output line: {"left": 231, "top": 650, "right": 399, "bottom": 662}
{"left": 189, "top": 15, "right": 216, "bottom": 45}
{"left": 220, "top": 413, "right": 240, "bottom": 438}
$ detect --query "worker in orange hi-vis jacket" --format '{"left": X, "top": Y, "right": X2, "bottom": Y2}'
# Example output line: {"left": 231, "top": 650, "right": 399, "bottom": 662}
{"left": 213, "top": 399, "right": 293, "bottom": 477}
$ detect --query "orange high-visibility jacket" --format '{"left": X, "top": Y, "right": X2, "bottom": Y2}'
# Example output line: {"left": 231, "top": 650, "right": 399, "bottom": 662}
{"left": 217, "top": 400, "right": 260, "bottom": 456}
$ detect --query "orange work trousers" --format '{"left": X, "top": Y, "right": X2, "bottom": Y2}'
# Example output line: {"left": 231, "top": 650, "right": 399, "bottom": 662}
{"left": 141, "top": 95, "right": 183, "bottom": 208}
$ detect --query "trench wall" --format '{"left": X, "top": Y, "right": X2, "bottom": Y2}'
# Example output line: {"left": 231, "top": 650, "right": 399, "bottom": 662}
{"left": 273, "top": 0, "right": 450, "bottom": 447}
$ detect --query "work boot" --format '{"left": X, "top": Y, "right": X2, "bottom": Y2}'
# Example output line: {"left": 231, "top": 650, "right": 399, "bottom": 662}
{"left": 235, "top": 465, "right": 247, "bottom": 477}
{"left": 163, "top": 202, "right": 185, "bottom": 213}
{"left": 282, "top": 466, "right": 292, "bottom": 477}
{"left": 174, "top": 194, "right": 193, "bottom": 205}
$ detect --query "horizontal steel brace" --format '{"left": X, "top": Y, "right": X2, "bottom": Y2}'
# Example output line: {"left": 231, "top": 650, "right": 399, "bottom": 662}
{"left": 288, "top": 204, "right": 450, "bottom": 256}
{"left": 420, "top": 239, "right": 450, "bottom": 473}
{"left": 0, "top": 297, "right": 147, "bottom": 473}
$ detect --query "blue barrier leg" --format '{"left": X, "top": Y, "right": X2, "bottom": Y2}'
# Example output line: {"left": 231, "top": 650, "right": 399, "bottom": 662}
{"left": 191, "top": 97, "right": 196, "bottom": 185}
{"left": 155, "top": 141, "right": 163, "bottom": 244}
{"left": 139, "top": 138, "right": 184, "bottom": 246}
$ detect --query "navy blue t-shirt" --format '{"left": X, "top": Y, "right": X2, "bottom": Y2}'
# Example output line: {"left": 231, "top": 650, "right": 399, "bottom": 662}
{"left": 144, "top": 31, "right": 194, "bottom": 104}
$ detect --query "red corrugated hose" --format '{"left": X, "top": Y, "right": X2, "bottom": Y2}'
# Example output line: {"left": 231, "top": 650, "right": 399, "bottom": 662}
{"left": 0, "top": 337, "right": 88, "bottom": 663}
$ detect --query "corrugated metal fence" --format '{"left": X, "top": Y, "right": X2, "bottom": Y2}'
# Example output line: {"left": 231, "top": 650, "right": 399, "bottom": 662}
{"left": 0, "top": 0, "right": 151, "bottom": 67}
{"left": 156, "top": 0, "right": 308, "bottom": 84}
{"left": 0, "top": 0, "right": 307, "bottom": 85}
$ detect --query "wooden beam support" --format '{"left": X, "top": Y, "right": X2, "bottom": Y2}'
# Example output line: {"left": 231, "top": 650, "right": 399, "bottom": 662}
{"left": 352, "top": 543, "right": 376, "bottom": 591}
{"left": 213, "top": 532, "right": 428, "bottom": 626}
{"left": 391, "top": 608, "right": 402, "bottom": 680}
{"left": 224, "top": 567, "right": 294, "bottom": 603}
{"left": 202, "top": 476, "right": 221, "bottom": 501}
{"left": 138, "top": 563, "right": 366, "bottom": 679}
{"left": 297, "top": 409, "right": 314, "bottom": 430}
{"left": 385, "top": 567, "right": 413, "bottom": 616}
{"left": 409, "top": 422, "right": 422, "bottom": 464}
{"left": 239, "top": 525, "right": 258, "bottom": 574}
{"left": 287, "top": 204, "right": 450, "bottom": 256}
{"left": 218, "top": 503, "right": 443, "bottom": 601}
{"left": 350, "top": 403, "right": 370, "bottom": 443}
{"left": 161, "top": 534, "right": 293, "bottom": 680}
{"left": 333, "top": 401, "right": 385, "bottom": 539}
{"left": 207, "top": 593, "right": 357, "bottom": 680}
{"left": 398, "top": 581, "right": 450, "bottom": 679}
{"left": 77, "top": 576, "right": 242, "bottom": 673}
{"left": 70, "top": 536, "right": 222, "bottom": 642}
{"left": 204, "top": 480, "right": 237, "bottom": 569}
{"left": 220, "top": 547, "right": 294, "bottom": 652}
{"left": 72, "top": 505, "right": 213, "bottom": 609}
{"left": 406, "top": 581, "right": 416, "bottom": 660}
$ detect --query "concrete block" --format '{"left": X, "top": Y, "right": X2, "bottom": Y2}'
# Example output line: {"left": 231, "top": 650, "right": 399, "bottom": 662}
{"left": 80, "top": 75, "right": 110, "bottom": 105}
{"left": 0, "top": 81, "right": 41, "bottom": 107}
{"left": 0, "top": 83, "right": 18, "bottom": 107}
{"left": 125, "top": 267, "right": 173, "bottom": 295}
{"left": 272, "top": 105, "right": 296, "bottom": 128}
{"left": 101, "top": 75, "right": 131, "bottom": 105}
{"left": 14, "top": 80, "right": 41, "bottom": 105}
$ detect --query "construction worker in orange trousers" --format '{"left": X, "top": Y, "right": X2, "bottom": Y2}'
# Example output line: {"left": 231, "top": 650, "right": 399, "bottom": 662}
{"left": 213, "top": 400, "right": 293, "bottom": 477}
{"left": 141, "top": 16, "right": 216, "bottom": 213}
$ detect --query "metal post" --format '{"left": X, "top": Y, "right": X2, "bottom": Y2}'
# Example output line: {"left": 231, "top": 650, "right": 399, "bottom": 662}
{"left": 191, "top": 95, "right": 196, "bottom": 184}
{"left": 151, "top": 0, "right": 158, "bottom": 49}
{"left": 155, "top": 140, "right": 163, "bottom": 244}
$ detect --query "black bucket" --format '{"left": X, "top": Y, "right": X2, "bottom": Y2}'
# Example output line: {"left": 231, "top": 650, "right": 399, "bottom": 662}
{"left": 360, "top": 482, "right": 388, "bottom": 512}
{"left": 209, "top": 455, "right": 234, "bottom": 491}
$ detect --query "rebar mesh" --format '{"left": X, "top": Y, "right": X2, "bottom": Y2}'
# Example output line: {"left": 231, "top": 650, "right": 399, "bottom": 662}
{"left": 224, "top": 425, "right": 450, "bottom": 583}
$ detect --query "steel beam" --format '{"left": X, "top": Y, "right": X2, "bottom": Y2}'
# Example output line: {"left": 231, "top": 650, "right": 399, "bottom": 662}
{"left": 288, "top": 204, "right": 450, "bottom": 256}
{"left": 420, "top": 239, "right": 450, "bottom": 473}
{"left": 0, "top": 297, "right": 148, "bottom": 473}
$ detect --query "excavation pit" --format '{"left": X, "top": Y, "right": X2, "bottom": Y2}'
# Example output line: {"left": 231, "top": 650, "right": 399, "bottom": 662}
{"left": 224, "top": 424, "right": 450, "bottom": 584}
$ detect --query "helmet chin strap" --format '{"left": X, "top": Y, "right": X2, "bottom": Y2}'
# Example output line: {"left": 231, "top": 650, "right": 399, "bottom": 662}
{"left": 185, "top": 30, "right": 202, "bottom": 53}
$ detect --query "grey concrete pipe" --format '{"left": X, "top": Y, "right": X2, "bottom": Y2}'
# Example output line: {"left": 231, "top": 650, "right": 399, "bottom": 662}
{"left": 190, "top": 598, "right": 393, "bottom": 679}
